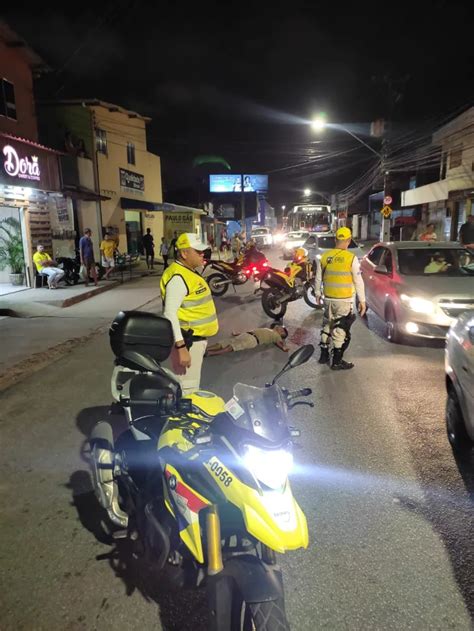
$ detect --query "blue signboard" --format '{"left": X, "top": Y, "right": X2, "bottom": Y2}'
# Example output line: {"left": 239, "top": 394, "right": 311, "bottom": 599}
{"left": 210, "top": 174, "right": 268, "bottom": 193}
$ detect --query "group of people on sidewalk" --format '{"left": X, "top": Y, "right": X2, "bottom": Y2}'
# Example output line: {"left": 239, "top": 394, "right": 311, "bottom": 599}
{"left": 160, "top": 225, "right": 368, "bottom": 395}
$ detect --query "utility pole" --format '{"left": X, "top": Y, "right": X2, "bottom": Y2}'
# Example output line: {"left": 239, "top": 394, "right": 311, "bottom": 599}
{"left": 240, "top": 173, "right": 246, "bottom": 239}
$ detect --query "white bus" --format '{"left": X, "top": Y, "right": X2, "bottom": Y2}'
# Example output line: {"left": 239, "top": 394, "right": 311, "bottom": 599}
{"left": 287, "top": 204, "right": 335, "bottom": 233}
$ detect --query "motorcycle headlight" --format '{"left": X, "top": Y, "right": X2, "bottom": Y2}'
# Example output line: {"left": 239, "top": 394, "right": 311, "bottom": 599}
{"left": 242, "top": 444, "right": 293, "bottom": 490}
{"left": 400, "top": 294, "right": 434, "bottom": 314}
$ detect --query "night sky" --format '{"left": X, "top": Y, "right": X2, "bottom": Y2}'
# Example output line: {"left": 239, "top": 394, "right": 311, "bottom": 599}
{"left": 3, "top": 1, "right": 473, "bottom": 205}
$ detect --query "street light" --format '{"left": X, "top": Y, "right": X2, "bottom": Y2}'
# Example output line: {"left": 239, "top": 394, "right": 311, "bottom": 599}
{"left": 303, "top": 188, "right": 311, "bottom": 197}
{"left": 311, "top": 115, "right": 381, "bottom": 158}
{"left": 281, "top": 205, "right": 286, "bottom": 211}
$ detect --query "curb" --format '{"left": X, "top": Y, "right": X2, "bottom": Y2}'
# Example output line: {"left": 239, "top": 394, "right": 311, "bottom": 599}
{"left": 60, "top": 281, "right": 120, "bottom": 308}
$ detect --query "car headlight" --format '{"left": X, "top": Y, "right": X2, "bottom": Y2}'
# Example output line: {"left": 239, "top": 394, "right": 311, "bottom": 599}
{"left": 274, "top": 234, "right": 284, "bottom": 243}
{"left": 400, "top": 294, "right": 435, "bottom": 314}
{"left": 316, "top": 254, "right": 322, "bottom": 259}
{"left": 242, "top": 444, "right": 293, "bottom": 490}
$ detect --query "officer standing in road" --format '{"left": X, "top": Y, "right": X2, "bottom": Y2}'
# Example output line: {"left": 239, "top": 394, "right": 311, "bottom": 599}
{"left": 160, "top": 233, "right": 219, "bottom": 394}
{"left": 315, "top": 227, "right": 366, "bottom": 370}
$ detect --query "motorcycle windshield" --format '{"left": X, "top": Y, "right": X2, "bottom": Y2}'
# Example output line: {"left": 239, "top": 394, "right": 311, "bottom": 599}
{"left": 229, "top": 383, "right": 290, "bottom": 445}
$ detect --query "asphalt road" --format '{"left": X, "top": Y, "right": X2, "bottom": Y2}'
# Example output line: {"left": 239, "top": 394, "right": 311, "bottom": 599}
{"left": 1, "top": 254, "right": 473, "bottom": 630}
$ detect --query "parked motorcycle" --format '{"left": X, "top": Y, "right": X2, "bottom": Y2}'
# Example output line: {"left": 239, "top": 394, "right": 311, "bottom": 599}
{"left": 56, "top": 254, "right": 80, "bottom": 286}
{"left": 204, "top": 247, "right": 270, "bottom": 297}
{"left": 90, "top": 310, "right": 314, "bottom": 630}
{"left": 57, "top": 249, "right": 105, "bottom": 284}
{"left": 260, "top": 251, "right": 319, "bottom": 319}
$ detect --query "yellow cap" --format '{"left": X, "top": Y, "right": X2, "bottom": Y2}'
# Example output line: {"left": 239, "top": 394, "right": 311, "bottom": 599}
{"left": 336, "top": 227, "right": 352, "bottom": 240}
{"left": 176, "top": 233, "right": 206, "bottom": 251}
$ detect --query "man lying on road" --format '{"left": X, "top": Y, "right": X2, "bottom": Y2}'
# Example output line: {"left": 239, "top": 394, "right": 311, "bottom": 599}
{"left": 205, "top": 324, "right": 289, "bottom": 356}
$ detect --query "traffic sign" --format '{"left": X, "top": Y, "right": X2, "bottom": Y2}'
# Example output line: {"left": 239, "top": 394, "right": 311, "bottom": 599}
{"left": 380, "top": 205, "right": 392, "bottom": 218}
{"left": 383, "top": 195, "right": 392, "bottom": 206}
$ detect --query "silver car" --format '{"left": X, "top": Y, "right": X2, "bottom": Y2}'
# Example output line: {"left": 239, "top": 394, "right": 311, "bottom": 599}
{"left": 303, "top": 233, "right": 365, "bottom": 262}
{"left": 360, "top": 241, "right": 474, "bottom": 342}
{"left": 282, "top": 231, "right": 310, "bottom": 259}
{"left": 445, "top": 310, "right": 474, "bottom": 451}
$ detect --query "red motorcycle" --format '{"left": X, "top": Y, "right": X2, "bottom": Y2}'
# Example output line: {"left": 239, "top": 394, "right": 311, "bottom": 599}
{"left": 204, "top": 247, "right": 269, "bottom": 296}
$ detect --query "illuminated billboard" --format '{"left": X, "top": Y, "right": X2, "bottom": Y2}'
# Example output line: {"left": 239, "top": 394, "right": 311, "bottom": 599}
{"left": 209, "top": 174, "right": 268, "bottom": 193}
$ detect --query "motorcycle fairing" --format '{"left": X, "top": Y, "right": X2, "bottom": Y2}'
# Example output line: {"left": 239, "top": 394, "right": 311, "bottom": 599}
{"left": 163, "top": 463, "right": 211, "bottom": 563}
{"left": 204, "top": 455, "right": 308, "bottom": 553}
{"left": 185, "top": 391, "right": 226, "bottom": 419}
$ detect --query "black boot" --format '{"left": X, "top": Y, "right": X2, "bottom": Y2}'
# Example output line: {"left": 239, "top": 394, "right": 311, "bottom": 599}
{"left": 331, "top": 348, "right": 354, "bottom": 370}
{"left": 318, "top": 345, "right": 330, "bottom": 364}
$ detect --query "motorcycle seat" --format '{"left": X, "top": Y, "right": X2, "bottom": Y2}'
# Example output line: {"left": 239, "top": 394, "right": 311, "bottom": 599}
{"left": 117, "top": 351, "right": 162, "bottom": 373}
{"left": 129, "top": 372, "right": 180, "bottom": 402}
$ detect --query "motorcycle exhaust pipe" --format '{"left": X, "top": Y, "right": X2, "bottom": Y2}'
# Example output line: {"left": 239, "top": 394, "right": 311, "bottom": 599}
{"left": 90, "top": 422, "right": 129, "bottom": 528}
{"left": 213, "top": 278, "right": 233, "bottom": 288}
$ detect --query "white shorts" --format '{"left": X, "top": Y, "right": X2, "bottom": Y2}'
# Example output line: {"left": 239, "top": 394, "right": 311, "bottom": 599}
{"left": 102, "top": 257, "right": 115, "bottom": 268}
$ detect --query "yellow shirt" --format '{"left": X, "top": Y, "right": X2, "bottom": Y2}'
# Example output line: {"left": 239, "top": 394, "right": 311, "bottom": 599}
{"left": 100, "top": 240, "right": 116, "bottom": 258}
{"left": 33, "top": 251, "right": 52, "bottom": 272}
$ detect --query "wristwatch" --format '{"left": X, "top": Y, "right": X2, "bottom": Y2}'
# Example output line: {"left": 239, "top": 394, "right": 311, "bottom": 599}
{"left": 175, "top": 341, "right": 186, "bottom": 349}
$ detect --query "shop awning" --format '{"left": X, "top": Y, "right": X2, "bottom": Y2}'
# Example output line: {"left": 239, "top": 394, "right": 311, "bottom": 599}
{"left": 120, "top": 198, "right": 206, "bottom": 214}
{"left": 63, "top": 185, "right": 110, "bottom": 201}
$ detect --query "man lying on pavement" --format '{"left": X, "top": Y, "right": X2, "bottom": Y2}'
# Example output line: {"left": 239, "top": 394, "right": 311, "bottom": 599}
{"left": 205, "top": 324, "right": 289, "bottom": 356}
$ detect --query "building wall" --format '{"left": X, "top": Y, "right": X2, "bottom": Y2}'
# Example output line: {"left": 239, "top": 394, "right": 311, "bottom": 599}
{"left": 0, "top": 39, "right": 37, "bottom": 140}
{"left": 92, "top": 106, "right": 163, "bottom": 250}
{"left": 38, "top": 104, "right": 94, "bottom": 157}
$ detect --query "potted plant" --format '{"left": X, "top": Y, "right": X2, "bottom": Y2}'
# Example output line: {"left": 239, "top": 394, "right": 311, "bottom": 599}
{"left": 0, "top": 217, "right": 25, "bottom": 285}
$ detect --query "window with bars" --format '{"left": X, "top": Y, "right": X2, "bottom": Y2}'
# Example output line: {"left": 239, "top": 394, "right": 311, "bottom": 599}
{"left": 449, "top": 145, "right": 462, "bottom": 169}
{"left": 96, "top": 128, "right": 108, "bottom": 155}
{"left": 127, "top": 142, "right": 136, "bottom": 165}
{"left": 0, "top": 79, "right": 17, "bottom": 120}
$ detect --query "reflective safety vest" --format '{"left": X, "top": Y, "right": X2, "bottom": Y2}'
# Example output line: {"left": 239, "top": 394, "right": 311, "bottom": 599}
{"left": 160, "top": 262, "right": 219, "bottom": 337}
{"left": 320, "top": 249, "right": 355, "bottom": 299}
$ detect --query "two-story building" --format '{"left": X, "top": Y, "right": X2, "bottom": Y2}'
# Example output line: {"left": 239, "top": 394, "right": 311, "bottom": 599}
{"left": 39, "top": 99, "right": 164, "bottom": 257}
{"left": 0, "top": 21, "right": 68, "bottom": 293}
{"left": 401, "top": 107, "right": 474, "bottom": 240}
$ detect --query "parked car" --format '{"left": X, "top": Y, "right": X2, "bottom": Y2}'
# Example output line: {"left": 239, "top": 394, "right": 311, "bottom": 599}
{"left": 282, "top": 231, "right": 310, "bottom": 259}
{"left": 251, "top": 226, "right": 273, "bottom": 248}
{"left": 445, "top": 310, "right": 474, "bottom": 451}
{"left": 303, "top": 233, "right": 365, "bottom": 262}
{"left": 359, "top": 241, "right": 474, "bottom": 343}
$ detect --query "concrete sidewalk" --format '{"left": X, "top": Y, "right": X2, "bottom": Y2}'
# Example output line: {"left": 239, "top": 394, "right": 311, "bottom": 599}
{"left": 0, "top": 274, "right": 163, "bottom": 392}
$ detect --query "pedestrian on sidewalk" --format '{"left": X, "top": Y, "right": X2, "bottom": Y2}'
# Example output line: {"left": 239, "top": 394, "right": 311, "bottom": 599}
{"left": 33, "top": 245, "right": 65, "bottom": 289}
{"left": 160, "top": 237, "right": 169, "bottom": 269}
{"left": 231, "top": 233, "right": 242, "bottom": 260}
{"left": 205, "top": 324, "right": 289, "bottom": 356}
{"left": 79, "top": 228, "right": 98, "bottom": 287}
{"left": 170, "top": 231, "right": 178, "bottom": 259}
{"left": 142, "top": 228, "right": 155, "bottom": 270}
{"left": 315, "top": 227, "right": 366, "bottom": 370}
{"left": 100, "top": 233, "right": 117, "bottom": 280}
{"left": 418, "top": 223, "right": 437, "bottom": 241}
{"left": 459, "top": 214, "right": 474, "bottom": 249}
{"left": 160, "top": 233, "right": 219, "bottom": 395}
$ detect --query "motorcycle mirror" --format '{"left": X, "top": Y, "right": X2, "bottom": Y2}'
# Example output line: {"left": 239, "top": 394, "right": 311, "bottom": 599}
{"left": 271, "top": 344, "right": 315, "bottom": 385}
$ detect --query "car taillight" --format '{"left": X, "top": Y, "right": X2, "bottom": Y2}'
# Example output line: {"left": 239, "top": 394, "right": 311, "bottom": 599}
{"left": 253, "top": 267, "right": 257, "bottom": 272}
{"left": 262, "top": 261, "right": 269, "bottom": 267}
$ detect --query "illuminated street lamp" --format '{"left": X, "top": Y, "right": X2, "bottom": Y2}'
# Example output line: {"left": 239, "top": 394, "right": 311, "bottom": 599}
{"left": 281, "top": 205, "right": 286, "bottom": 211}
{"left": 303, "top": 188, "right": 311, "bottom": 197}
{"left": 311, "top": 115, "right": 381, "bottom": 158}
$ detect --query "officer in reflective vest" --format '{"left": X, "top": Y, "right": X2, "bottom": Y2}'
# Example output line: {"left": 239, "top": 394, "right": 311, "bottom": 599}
{"left": 315, "top": 227, "right": 366, "bottom": 370}
{"left": 161, "top": 233, "right": 218, "bottom": 394}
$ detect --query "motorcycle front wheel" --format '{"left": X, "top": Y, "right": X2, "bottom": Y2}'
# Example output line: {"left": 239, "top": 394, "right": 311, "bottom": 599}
{"left": 232, "top": 595, "right": 290, "bottom": 631}
{"left": 207, "top": 273, "right": 229, "bottom": 297}
{"left": 262, "top": 288, "right": 287, "bottom": 319}
{"left": 303, "top": 283, "right": 320, "bottom": 309}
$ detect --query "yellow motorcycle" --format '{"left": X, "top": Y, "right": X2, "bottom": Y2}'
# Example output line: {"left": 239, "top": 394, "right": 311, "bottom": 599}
{"left": 90, "top": 311, "right": 314, "bottom": 630}
{"left": 260, "top": 248, "right": 319, "bottom": 319}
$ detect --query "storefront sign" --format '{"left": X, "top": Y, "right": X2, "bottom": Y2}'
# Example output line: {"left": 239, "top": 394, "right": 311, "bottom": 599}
{"left": 2, "top": 144, "right": 40, "bottom": 181}
{"left": 0, "top": 136, "right": 61, "bottom": 192}
{"left": 164, "top": 212, "right": 194, "bottom": 237}
{"left": 119, "top": 168, "right": 144, "bottom": 193}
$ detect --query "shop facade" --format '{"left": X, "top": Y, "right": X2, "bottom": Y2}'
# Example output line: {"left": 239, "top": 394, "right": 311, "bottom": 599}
{"left": 0, "top": 133, "right": 68, "bottom": 292}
